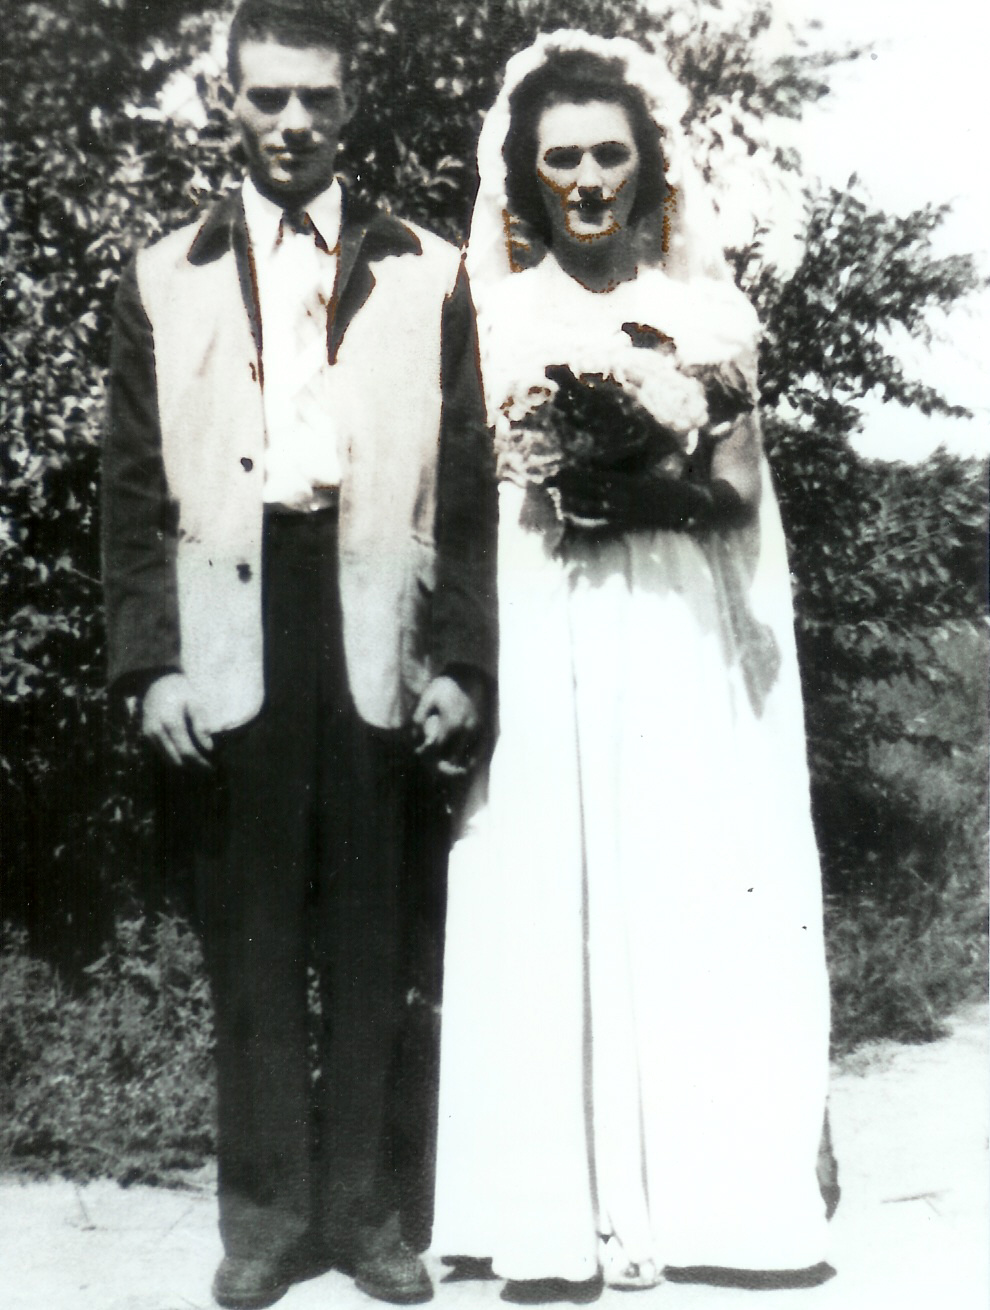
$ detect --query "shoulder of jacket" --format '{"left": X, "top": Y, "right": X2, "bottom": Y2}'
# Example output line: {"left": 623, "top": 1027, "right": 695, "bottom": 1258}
{"left": 138, "top": 216, "right": 208, "bottom": 273}
{"left": 368, "top": 208, "right": 461, "bottom": 277}
{"left": 397, "top": 221, "right": 463, "bottom": 299}
{"left": 138, "top": 187, "right": 245, "bottom": 276}
{"left": 399, "top": 218, "right": 460, "bottom": 262}
{"left": 135, "top": 192, "right": 245, "bottom": 316}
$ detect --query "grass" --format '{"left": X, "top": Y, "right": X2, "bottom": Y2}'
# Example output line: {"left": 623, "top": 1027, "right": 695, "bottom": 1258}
{"left": 0, "top": 914, "right": 215, "bottom": 1181}
{"left": 823, "top": 622, "right": 988, "bottom": 1054}
{"left": 826, "top": 869, "right": 987, "bottom": 1055}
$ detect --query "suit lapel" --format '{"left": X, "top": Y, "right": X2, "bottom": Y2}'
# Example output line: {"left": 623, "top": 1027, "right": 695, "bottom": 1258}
{"left": 329, "top": 204, "right": 375, "bottom": 365}
{"left": 187, "top": 188, "right": 263, "bottom": 366}
{"left": 329, "top": 193, "right": 425, "bottom": 363}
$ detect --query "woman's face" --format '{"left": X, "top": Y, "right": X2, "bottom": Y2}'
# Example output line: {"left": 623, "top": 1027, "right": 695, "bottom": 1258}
{"left": 535, "top": 99, "right": 640, "bottom": 249}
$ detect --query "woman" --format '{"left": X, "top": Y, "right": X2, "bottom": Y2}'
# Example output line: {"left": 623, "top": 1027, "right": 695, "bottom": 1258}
{"left": 434, "top": 32, "right": 833, "bottom": 1298}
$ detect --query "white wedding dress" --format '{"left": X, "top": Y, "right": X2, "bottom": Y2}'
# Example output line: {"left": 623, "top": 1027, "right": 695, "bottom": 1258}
{"left": 433, "top": 29, "right": 832, "bottom": 1287}
{"left": 433, "top": 257, "right": 831, "bottom": 1283}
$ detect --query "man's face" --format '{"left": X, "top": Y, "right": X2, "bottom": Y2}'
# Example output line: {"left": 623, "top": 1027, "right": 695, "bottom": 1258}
{"left": 233, "top": 39, "right": 351, "bottom": 206}
{"left": 535, "top": 99, "right": 640, "bottom": 248}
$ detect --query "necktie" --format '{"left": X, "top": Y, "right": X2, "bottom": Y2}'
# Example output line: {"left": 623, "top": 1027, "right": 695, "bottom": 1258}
{"left": 278, "top": 207, "right": 336, "bottom": 417}
{"left": 282, "top": 206, "right": 330, "bottom": 251}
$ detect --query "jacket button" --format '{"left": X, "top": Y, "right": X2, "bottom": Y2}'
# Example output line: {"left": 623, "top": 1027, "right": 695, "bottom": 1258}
{"left": 240, "top": 457, "right": 253, "bottom": 472}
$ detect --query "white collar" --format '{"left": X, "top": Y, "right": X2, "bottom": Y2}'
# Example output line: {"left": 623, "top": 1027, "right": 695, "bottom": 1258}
{"left": 241, "top": 175, "right": 343, "bottom": 254}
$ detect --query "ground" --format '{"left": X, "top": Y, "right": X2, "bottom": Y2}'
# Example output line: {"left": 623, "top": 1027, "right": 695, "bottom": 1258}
{"left": 2, "top": 1002, "right": 986, "bottom": 1310}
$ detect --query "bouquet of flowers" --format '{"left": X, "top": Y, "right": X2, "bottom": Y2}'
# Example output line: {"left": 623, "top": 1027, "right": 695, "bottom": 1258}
{"left": 493, "top": 317, "right": 778, "bottom": 708}
{"left": 494, "top": 324, "right": 754, "bottom": 529}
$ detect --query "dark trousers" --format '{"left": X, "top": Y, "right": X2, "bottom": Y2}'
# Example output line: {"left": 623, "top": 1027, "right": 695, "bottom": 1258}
{"left": 161, "top": 509, "right": 437, "bottom": 1262}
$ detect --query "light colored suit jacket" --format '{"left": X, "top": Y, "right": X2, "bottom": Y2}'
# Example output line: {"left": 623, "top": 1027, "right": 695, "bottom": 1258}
{"left": 103, "top": 187, "right": 496, "bottom": 730}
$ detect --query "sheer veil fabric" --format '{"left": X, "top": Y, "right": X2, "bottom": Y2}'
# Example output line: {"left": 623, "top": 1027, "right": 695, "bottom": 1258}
{"left": 433, "top": 30, "right": 832, "bottom": 1285}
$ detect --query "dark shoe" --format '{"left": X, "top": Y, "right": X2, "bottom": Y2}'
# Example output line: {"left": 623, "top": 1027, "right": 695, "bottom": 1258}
{"left": 501, "top": 1274, "right": 603, "bottom": 1304}
{"left": 440, "top": 1255, "right": 498, "bottom": 1283}
{"left": 212, "top": 1255, "right": 290, "bottom": 1309}
{"left": 349, "top": 1212, "right": 434, "bottom": 1304}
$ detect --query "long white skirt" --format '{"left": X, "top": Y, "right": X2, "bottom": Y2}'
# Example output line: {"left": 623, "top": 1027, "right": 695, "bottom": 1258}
{"left": 433, "top": 479, "right": 831, "bottom": 1282}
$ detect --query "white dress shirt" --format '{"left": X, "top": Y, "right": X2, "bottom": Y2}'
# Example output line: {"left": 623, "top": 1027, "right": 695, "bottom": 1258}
{"left": 242, "top": 176, "right": 343, "bottom": 509}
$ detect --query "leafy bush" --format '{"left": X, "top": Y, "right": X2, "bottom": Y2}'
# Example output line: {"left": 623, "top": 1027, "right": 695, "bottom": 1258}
{"left": 0, "top": 915, "right": 215, "bottom": 1180}
{"left": 1, "top": 0, "right": 218, "bottom": 962}
{"left": 771, "top": 441, "right": 988, "bottom": 903}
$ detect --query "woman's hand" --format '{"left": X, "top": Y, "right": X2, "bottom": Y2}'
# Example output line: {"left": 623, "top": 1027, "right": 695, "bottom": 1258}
{"left": 550, "top": 466, "right": 752, "bottom": 533}
{"left": 683, "top": 359, "right": 756, "bottom": 430}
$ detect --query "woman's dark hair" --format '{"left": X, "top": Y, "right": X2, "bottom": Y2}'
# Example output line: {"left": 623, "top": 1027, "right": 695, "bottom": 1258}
{"left": 228, "top": 0, "right": 355, "bottom": 89}
{"left": 502, "top": 49, "right": 667, "bottom": 244}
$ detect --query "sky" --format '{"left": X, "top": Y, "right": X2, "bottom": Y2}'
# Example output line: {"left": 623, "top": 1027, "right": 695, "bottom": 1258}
{"left": 789, "top": 0, "right": 989, "bottom": 460}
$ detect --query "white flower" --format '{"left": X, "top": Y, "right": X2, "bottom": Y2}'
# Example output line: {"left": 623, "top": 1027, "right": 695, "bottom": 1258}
{"left": 610, "top": 348, "right": 709, "bottom": 437}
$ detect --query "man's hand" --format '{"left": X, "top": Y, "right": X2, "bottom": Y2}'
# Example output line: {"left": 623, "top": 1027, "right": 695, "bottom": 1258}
{"left": 412, "top": 672, "right": 488, "bottom": 778}
{"left": 141, "top": 673, "right": 214, "bottom": 767}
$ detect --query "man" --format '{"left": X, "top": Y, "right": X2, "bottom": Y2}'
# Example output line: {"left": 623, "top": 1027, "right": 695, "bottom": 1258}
{"left": 102, "top": 2, "right": 496, "bottom": 1306}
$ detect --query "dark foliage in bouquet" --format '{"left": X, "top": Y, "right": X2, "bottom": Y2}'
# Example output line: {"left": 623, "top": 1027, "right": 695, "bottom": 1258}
{"left": 538, "top": 364, "right": 686, "bottom": 474}
{"left": 525, "top": 364, "right": 696, "bottom": 531}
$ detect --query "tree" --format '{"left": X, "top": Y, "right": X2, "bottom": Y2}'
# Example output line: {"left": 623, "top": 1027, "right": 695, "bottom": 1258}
{"left": 751, "top": 187, "right": 986, "bottom": 907}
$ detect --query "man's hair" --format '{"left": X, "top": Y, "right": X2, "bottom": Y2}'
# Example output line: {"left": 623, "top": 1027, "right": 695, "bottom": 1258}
{"left": 502, "top": 49, "right": 667, "bottom": 244}
{"left": 228, "top": 0, "right": 355, "bottom": 88}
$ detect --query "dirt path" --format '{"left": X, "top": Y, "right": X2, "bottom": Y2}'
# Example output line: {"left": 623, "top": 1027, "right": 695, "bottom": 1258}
{"left": 2, "top": 1003, "right": 986, "bottom": 1310}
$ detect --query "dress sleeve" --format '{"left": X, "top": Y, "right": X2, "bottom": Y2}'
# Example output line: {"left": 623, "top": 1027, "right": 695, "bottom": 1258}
{"left": 431, "top": 259, "right": 498, "bottom": 684}
{"left": 101, "top": 259, "right": 181, "bottom": 696}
